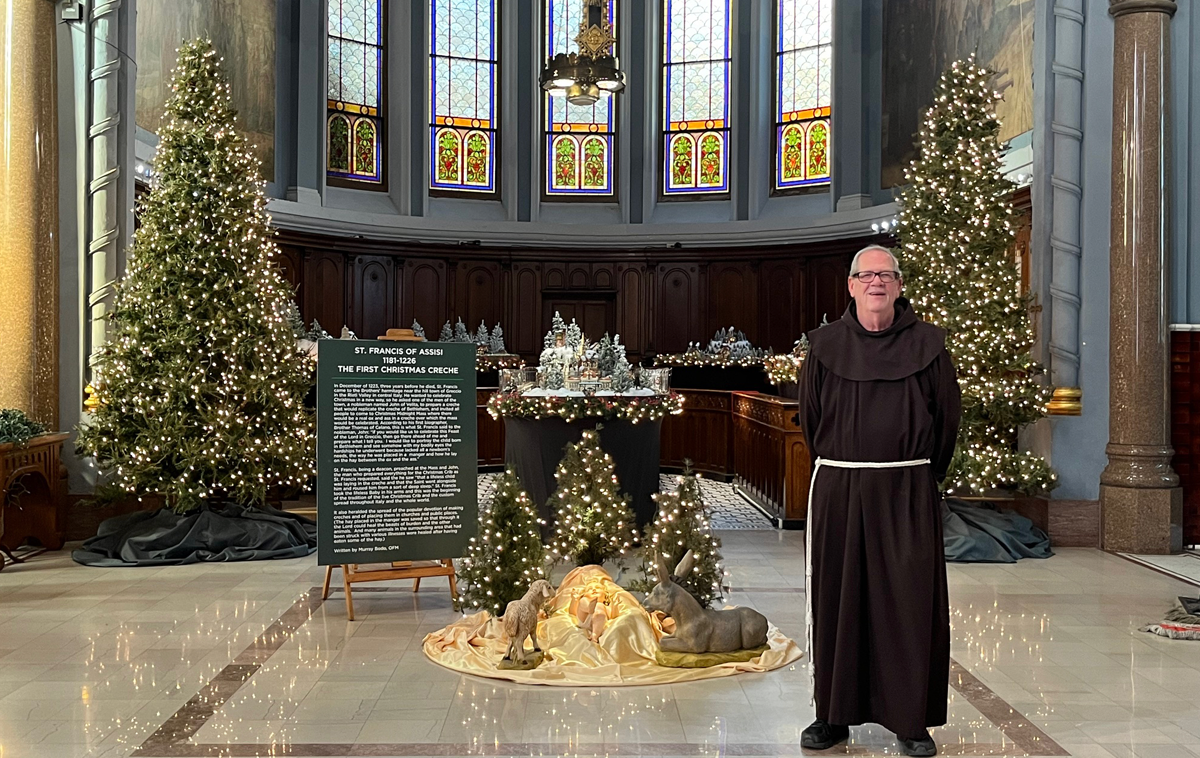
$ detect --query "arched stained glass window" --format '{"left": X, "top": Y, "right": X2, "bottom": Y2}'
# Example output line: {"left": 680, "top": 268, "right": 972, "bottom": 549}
{"left": 775, "top": 0, "right": 830, "bottom": 190}
{"left": 662, "top": 0, "right": 730, "bottom": 196}
{"left": 544, "top": 0, "right": 616, "bottom": 197}
{"left": 430, "top": 0, "right": 498, "bottom": 194}
{"left": 328, "top": 0, "right": 385, "bottom": 186}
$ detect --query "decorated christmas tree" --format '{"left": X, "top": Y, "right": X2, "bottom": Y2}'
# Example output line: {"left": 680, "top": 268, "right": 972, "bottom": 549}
{"left": 456, "top": 467, "right": 547, "bottom": 615}
{"left": 895, "top": 55, "right": 1055, "bottom": 495}
{"left": 548, "top": 427, "right": 637, "bottom": 567}
{"left": 596, "top": 335, "right": 616, "bottom": 376}
{"left": 631, "top": 462, "right": 725, "bottom": 608}
{"left": 77, "top": 39, "right": 315, "bottom": 512}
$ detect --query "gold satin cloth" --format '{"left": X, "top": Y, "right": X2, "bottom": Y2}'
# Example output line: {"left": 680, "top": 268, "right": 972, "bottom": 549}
{"left": 423, "top": 566, "right": 802, "bottom": 686}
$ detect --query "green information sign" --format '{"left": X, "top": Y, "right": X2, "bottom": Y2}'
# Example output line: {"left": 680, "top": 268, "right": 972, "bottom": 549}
{"left": 316, "top": 340, "right": 477, "bottom": 565}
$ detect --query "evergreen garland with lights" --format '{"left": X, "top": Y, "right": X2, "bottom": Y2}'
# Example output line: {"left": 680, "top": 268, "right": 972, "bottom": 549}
{"left": 76, "top": 40, "right": 315, "bottom": 512}
{"left": 895, "top": 56, "right": 1055, "bottom": 495}
{"left": 629, "top": 462, "right": 725, "bottom": 609}
{"left": 455, "top": 467, "right": 547, "bottom": 616}
{"left": 548, "top": 427, "right": 638, "bottom": 567}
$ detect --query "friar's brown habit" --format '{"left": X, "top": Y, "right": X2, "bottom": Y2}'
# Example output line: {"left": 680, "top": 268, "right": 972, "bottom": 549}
{"left": 799, "top": 297, "right": 961, "bottom": 737}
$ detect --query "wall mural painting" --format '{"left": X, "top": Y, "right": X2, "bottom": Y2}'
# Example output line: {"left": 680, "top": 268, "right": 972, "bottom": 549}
{"left": 136, "top": 0, "right": 276, "bottom": 181}
{"left": 880, "top": 0, "right": 1032, "bottom": 189}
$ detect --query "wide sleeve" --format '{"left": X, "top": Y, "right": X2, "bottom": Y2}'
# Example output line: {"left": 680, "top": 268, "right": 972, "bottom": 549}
{"left": 797, "top": 353, "right": 823, "bottom": 466}
{"left": 929, "top": 348, "right": 962, "bottom": 484}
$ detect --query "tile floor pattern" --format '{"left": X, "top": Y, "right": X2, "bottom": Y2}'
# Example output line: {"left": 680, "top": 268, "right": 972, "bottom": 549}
{"left": 0, "top": 537, "right": 1199, "bottom": 757}
{"left": 1119, "top": 550, "right": 1200, "bottom": 588}
{"left": 477, "top": 472, "right": 775, "bottom": 530}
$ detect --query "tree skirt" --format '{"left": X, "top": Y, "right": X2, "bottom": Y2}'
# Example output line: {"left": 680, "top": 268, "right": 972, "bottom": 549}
{"left": 72, "top": 503, "right": 317, "bottom": 567}
{"left": 942, "top": 498, "right": 1053, "bottom": 563}
{"left": 422, "top": 566, "right": 801, "bottom": 686}
{"left": 1142, "top": 602, "right": 1200, "bottom": 640}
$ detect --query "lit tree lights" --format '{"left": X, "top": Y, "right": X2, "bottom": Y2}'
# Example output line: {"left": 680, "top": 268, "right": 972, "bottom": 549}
{"left": 76, "top": 40, "right": 316, "bottom": 512}
{"left": 895, "top": 56, "right": 1055, "bottom": 495}
{"left": 548, "top": 427, "right": 638, "bottom": 567}
{"left": 456, "top": 467, "right": 547, "bottom": 616}
{"left": 630, "top": 461, "right": 726, "bottom": 609}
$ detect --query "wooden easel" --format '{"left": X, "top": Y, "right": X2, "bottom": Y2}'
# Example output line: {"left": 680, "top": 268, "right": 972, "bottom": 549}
{"left": 322, "top": 560, "right": 459, "bottom": 621}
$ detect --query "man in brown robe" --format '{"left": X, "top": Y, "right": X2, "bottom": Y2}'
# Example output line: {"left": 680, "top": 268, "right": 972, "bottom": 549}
{"left": 798, "top": 245, "right": 961, "bottom": 757}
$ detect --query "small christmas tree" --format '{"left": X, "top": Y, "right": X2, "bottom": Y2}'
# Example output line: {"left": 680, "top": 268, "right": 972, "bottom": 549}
{"left": 412, "top": 320, "right": 425, "bottom": 339}
{"left": 286, "top": 300, "right": 305, "bottom": 337}
{"left": 566, "top": 319, "right": 583, "bottom": 353}
{"left": 545, "top": 312, "right": 567, "bottom": 349}
{"left": 596, "top": 334, "right": 616, "bottom": 376}
{"left": 439, "top": 320, "right": 453, "bottom": 342}
{"left": 489, "top": 324, "right": 506, "bottom": 354}
{"left": 456, "top": 467, "right": 547, "bottom": 616}
{"left": 454, "top": 318, "right": 470, "bottom": 343}
{"left": 611, "top": 355, "right": 633, "bottom": 392}
{"left": 548, "top": 427, "right": 637, "bottom": 567}
{"left": 77, "top": 39, "right": 314, "bottom": 512}
{"left": 475, "top": 321, "right": 489, "bottom": 346}
{"left": 895, "top": 56, "right": 1055, "bottom": 495}
{"left": 631, "top": 462, "right": 725, "bottom": 608}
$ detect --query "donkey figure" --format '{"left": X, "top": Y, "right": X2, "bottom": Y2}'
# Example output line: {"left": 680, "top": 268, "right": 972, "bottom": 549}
{"left": 642, "top": 550, "right": 769, "bottom": 653}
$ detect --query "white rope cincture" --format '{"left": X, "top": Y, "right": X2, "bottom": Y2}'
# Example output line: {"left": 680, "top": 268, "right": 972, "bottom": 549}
{"left": 804, "top": 456, "right": 931, "bottom": 706}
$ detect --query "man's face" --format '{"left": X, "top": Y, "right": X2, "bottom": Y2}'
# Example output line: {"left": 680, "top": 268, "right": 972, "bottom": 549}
{"left": 847, "top": 250, "right": 902, "bottom": 317}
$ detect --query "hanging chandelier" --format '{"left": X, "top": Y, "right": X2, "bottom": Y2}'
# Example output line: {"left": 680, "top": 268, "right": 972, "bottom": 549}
{"left": 540, "top": 0, "right": 625, "bottom": 106}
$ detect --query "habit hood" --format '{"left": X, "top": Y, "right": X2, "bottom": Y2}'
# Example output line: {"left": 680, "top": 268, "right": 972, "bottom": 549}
{"left": 806, "top": 297, "right": 946, "bottom": 382}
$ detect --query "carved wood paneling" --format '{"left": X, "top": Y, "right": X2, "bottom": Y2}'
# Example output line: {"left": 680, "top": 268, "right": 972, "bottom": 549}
{"left": 657, "top": 264, "right": 701, "bottom": 354}
{"left": 457, "top": 260, "right": 501, "bottom": 335}
{"left": 732, "top": 392, "right": 810, "bottom": 525}
{"left": 807, "top": 254, "right": 852, "bottom": 328}
{"left": 617, "top": 264, "right": 647, "bottom": 359}
{"left": 759, "top": 260, "right": 804, "bottom": 352}
{"left": 348, "top": 255, "right": 396, "bottom": 339}
{"left": 477, "top": 389, "right": 505, "bottom": 466}
{"left": 708, "top": 263, "right": 759, "bottom": 343}
{"left": 301, "top": 250, "right": 345, "bottom": 334}
{"left": 661, "top": 390, "right": 732, "bottom": 476}
{"left": 405, "top": 260, "right": 448, "bottom": 335}
{"left": 511, "top": 263, "right": 542, "bottom": 355}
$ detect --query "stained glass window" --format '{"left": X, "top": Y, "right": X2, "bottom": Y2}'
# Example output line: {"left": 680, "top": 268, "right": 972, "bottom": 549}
{"left": 662, "top": 0, "right": 730, "bottom": 196}
{"left": 544, "top": 0, "right": 616, "bottom": 197}
{"left": 430, "top": 0, "right": 498, "bottom": 194}
{"left": 327, "top": 0, "right": 385, "bottom": 185}
{"left": 775, "top": 0, "right": 831, "bottom": 190}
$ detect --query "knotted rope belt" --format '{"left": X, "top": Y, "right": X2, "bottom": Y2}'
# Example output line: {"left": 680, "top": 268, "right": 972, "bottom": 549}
{"left": 804, "top": 456, "right": 931, "bottom": 703}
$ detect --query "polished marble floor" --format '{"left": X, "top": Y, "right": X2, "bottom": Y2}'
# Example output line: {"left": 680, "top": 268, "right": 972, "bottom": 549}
{"left": 1, "top": 535, "right": 1199, "bottom": 758}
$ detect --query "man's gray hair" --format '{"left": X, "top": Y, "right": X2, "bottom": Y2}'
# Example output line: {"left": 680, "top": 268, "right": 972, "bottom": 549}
{"left": 849, "top": 245, "right": 902, "bottom": 278}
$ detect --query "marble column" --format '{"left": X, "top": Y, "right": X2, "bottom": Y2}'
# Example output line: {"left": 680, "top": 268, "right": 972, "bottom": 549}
{"left": 0, "top": 0, "right": 59, "bottom": 427}
{"left": 1099, "top": 0, "right": 1182, "bottom": 554}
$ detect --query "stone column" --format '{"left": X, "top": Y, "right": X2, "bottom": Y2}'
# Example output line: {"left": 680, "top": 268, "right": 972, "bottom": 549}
{"left": 1099, "top": 0, "right": 1182, "bottom": 554}
{"left": 0, "top": 0, "right": 59, "bottom": 427}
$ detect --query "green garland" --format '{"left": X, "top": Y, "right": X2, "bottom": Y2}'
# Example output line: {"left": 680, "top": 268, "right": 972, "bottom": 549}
{"left": 0, "top": 409, "right": 48, "bottom": 446}
{"left": 654, "top": 353, "right": 766, "bottom": 369}
{"left": 476, "top": 353, "right": 523, "bottom": 372}
{"left": 763, "top": 354, "right": 803, "bottom": 386}
{"left": 487, "top": 390, "right": 683, "bottom": 423}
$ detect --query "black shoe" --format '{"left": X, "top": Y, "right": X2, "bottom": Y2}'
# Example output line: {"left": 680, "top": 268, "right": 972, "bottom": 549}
{"left": 800, "top": 719, "right": 849, "bottom": 750}
{"left": 898, "top": 731, "right": 936, "bottom": 757}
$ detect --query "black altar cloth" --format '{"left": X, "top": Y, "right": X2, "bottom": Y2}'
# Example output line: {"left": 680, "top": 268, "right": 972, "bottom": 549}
{"left": 503, "top": 416, "right": 661, "bottom": 530}
{"left": 666, "top": 365, "right": 774, "bottom": 394}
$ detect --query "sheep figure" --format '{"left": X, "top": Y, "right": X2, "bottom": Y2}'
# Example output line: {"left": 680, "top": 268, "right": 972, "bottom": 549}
{"left": 501, "top": 579, "right": 554, "bottom": 665}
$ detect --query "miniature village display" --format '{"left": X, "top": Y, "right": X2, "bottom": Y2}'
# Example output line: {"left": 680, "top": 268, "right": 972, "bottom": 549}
{"left": 487, "top": 313, "right": 682, "bottom": 422}
{"left": 654, "top": 327, "right": 770, "bottom": 369}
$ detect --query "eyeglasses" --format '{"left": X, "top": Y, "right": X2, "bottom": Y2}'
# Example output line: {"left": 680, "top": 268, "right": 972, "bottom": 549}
{"left": 851, "top": 270, "right": 900, "bottom": 283}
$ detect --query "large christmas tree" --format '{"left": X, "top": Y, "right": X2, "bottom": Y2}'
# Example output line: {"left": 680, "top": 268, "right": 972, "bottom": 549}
{"left": 548, "top": 427, "right": 638, "bottom": 567}
{"left": 895, "top": 56, "right": 1055, "bottom": 495}
{"left": 630, "top": 462, "right": 725, "bottom": 608}
{"left": 77, "top": 40, "right": 315, "bottom": 512}
{"left": 456, "top": 467, "right": 547, "bottom": 615}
